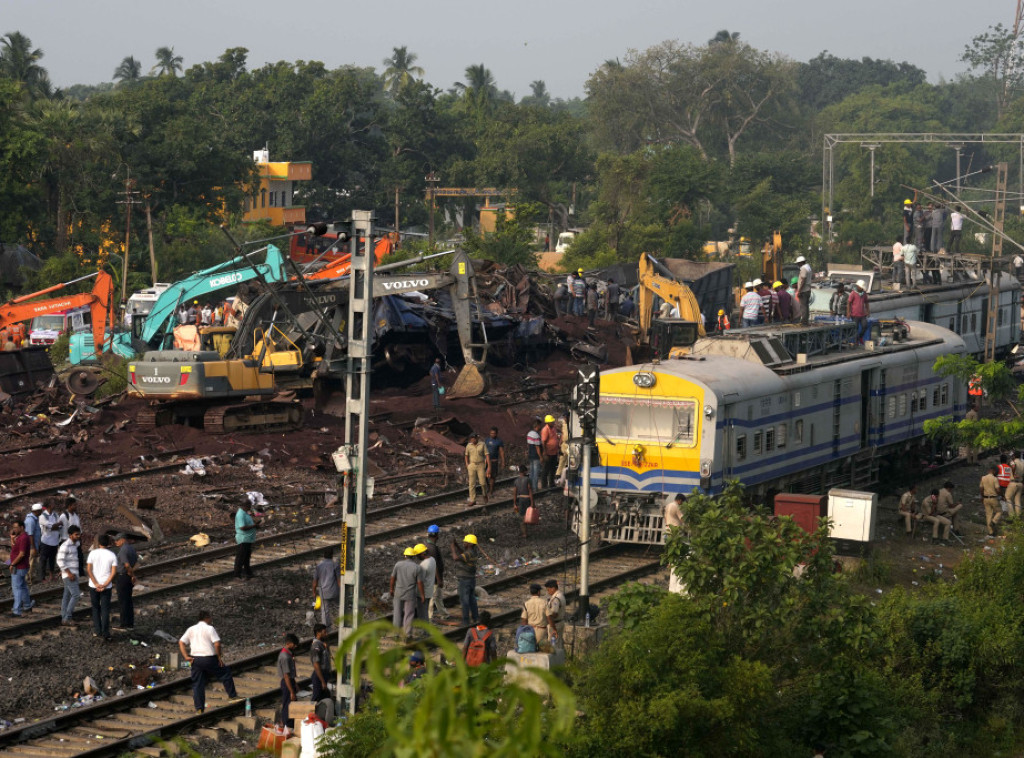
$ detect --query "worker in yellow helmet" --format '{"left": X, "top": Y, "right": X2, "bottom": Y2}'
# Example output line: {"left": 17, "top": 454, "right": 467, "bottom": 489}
{"left": 716, "top": 308, "right": 731, "bottom": 331}
{"left": 902, "top": 199, "right": 914, "bottom": 243}
{"left": 541, "top": 414, "right": 562, "bottom": 488}
{"left": 390, "top": 546, "right": 424, "bottom": 641}
{"left": 450, "top": 534, "right": 481, "bottom": 625}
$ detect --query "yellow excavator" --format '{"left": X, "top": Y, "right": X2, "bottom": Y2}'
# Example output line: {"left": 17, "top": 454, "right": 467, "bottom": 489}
{"left": 628, "top": 252, "right": 706, "bottom": 363}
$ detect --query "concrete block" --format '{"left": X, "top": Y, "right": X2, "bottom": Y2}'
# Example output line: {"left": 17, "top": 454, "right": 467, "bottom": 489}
{"left": 561, "top": 623, "right": 606, "bottom": 657}
{"left": 161, "top": 741, "right": 184, "bottom": 755}
{"left": 216, "top": 720, "right": 242, "bottom": 737}
{"left": 134, "top": 748, "right": 163, "bottom": 758}
{"left": 234, "top": 716, "right": 258, "bottom": 732}
{"left": 503, "top": 649, "right": 566, "bottom": 696}
{"left": 196, "top": 728, "right": 221, "bottom": 741}
{"left": 255, "top": 708, "right": 277, "bottom": 721}
{"left": 280, "top": 737, "right": 303, "bottom": 758}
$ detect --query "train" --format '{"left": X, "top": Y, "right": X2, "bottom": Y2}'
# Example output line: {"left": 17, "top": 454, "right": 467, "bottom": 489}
{"left": 574, "top": 319, "right": 968, "bottom": 545}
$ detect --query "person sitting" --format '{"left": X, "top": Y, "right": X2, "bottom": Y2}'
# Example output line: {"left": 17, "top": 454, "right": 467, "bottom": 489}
{"left": 921, "top": 488, "right": 952, "bottom": 544}
{"left": 898, "top": 484, "right": 921, "bottom": 536}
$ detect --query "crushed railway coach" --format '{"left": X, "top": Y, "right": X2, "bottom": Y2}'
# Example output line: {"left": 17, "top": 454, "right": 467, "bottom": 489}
{"left": 571, "top": 319, "right": 966, "bottom": 546}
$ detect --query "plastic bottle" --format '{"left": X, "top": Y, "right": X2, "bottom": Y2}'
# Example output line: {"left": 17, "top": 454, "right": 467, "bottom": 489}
{"left": 245, "top": 698, "right": 252, "bottom": 717}
{"left": 585, "top": 612, "right": 591, "bottom": 628}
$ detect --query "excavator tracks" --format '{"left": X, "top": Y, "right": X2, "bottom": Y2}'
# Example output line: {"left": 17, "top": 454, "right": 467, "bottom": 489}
{"left": 203, "top": 400, "right": 305, "bottom": 434}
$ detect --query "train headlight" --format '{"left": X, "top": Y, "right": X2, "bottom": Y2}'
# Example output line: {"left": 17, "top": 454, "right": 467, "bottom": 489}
{"left": 633, "top": 372, "right": 656, "bottom": 388}
{"left": 704, "top": 404, "right": 714, "bottom": 419}
{"left": 700, "top": 459, "right": 712, "bottom": 477}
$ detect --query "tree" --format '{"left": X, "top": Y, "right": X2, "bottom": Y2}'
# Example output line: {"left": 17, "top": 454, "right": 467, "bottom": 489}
{"left": 0, "top": 31, "right": 52, "bottom": 100}
{"left": 113, "top": 56, "right": 142, "bottom": 84}
{"left": 796, "top": 51, "right": 927, "bottom": 111}
{"left": 455, "top": 63, "right": 497, "bottom": 111}
{"left": 382, "top": 45, "right": 424, "bottom": 94}
{"left": 461, "top": 210, "right": 538, "bottom": 267}
{"left": 152, "top": 46, "right": 183, "bottom": 77}
{"left": 961, "top": 22, "right": 1024, "bottom": 118}
{"left": 709, "top": 29, "right": 740, "bottom": 45}
{"left": 521, "top": 80, "right": 550, "bottom": 107}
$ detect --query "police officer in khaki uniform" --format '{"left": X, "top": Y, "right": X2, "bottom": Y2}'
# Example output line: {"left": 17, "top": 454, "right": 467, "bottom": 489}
{"left": 898, "top": 485, "right": 922, "bottom": 536}
{"left": 464, "top": 432, "right": 489, "bottom": 506}
{"left": 936, "top": 481, "right": 964, "bottom": 533}
{"left": 543, "top": 579, "right": 566, "bottom": 644}
{"left": 980, "top": 464, "right": 1003, "bottom": 536}
{"left": 1009, "top": 452, "right": 1024, "bottom": 516}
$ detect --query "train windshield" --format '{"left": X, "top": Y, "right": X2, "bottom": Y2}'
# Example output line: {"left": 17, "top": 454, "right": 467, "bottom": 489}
{"left": 598, "top": 396, "right": 698, "bottom": 447}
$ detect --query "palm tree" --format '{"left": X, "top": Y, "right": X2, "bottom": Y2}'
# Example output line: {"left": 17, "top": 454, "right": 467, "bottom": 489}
{"left": 113, "top": 56, "right": 142, "bottom": 84}
{"left": 382, "top": 46, "right": 424, "bottom": 93}
{"left": 454, "top": 63, "right": 497, "bottom": 110}
{"left": 152, "top": 46, "right": 183, "bottom": 77}
{"left": 0, "top": 31, "right": 52, "bottom": 99}
{"left": 709, "top": 29, "right": 740, "bottom": 45}
{"left": 522, "top": 80, "right": 550, "bottom": 107}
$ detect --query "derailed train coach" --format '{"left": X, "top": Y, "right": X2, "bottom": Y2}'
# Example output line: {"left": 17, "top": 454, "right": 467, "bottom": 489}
{"left": 574, "top": 320, "right": 967, "bottom": 546}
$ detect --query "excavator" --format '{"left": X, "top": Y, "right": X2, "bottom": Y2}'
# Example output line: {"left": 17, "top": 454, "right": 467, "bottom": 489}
{"left": 298, "top": 233, "right": 396, "bottom": 282}
{"left": 629, "top": 252, "right": 706, "bottom": 363}
{"left": 0, "top": 271, "right": 115, "bottom": 358}
{"left": 128, "top": 248, "right": 489, "bottom": 433}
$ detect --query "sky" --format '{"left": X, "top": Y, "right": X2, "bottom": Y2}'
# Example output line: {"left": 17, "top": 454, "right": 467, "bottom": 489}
{"left": 1, "top": 0, "right": 1015, "bottom": 99}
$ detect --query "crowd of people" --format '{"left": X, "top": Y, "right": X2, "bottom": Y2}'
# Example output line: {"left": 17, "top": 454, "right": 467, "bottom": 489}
{"left": 174, "top": 299, "right": 241, "bottom": 328}
{"left": 552, "top": 269, "right": 635, "bottom": 325}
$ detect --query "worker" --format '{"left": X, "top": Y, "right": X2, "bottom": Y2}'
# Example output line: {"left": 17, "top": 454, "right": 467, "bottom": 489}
{"left": 1011, "top": 452, "right": 1024, "bottom": 514}
{"left": 773, "top": 280, "right": 791, "bottom": 322}
{"left": 847, "top": 279, "right": 870, "bottom": 343}
{"left": 795, "top": 256, "right": 812, "bottom": 325}
{"left": 658, "top": 299, "right": 673, "bottom": 319}
{"left": 963, "top": 404, "right": 979, "bottom": 464}
{"left": 788, "top": 277, "right": 802, "bottom": 322}
{"left": 187, "top": 300, "right": 199, "bottom": 325}
{"left": 572, "top": 269, "right": 586, "bottom": 317}
{"left": 997, "top": 454, "right": 1013, "bottom": 492}
{"left": 586, "top": 282, "right": 599, "bottom": 327}
{"left": 464, "top": 432, "right": 488, "bottom": 506}
{"left": 892, "top": 240, "right": 905, "bottom": 288}
{"left": 605, "top": 279, "right": 620, "bottom": 319}
{"left": 553, "top": 281, "right": 568, "bottom": 316}
{"left": 950, "top": 205, "right": 965, "bottom": 255}
{"left": 540, "top": 414, "right": 562, "bottom": 488}
{"left": 829, "top": 283, "right": 848, "bottom": 319}
{"left": 521, "top": 584, "right": 548, "bottom": 643}
{"left": 903, "top": 241, "right": 918, "bottom": 289}
{"left": 484, "top": 426, "right": 506, "bottom": 497}
{"left": 920, "top": 488, "right": 951, "bottom": 544}
{"left": 390, "top": 546, "right": 423, "bottom": 641}
{"left": 980, "top": 464, "right": 1003, "bottom": 536}
{"left": 450, "top": 534, "right": 481, "bottom": 626}
{"left": 902, "top": 198, "right": 913, "bottom": 244}
{"left": 739, "top": 282, "right": 760, "bottom": 328}
{"left": 752, "top": 279, "right": 769, "bottom": 323}
{"left": 716, "top": 309, "right": 731, "bottom": 331}
{"left": 619, "top": 293, "right": 635, "bottom": 318}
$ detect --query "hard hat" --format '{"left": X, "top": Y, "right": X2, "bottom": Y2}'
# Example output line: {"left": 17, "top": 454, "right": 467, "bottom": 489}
{"left": 795, "top": 255, "right": 806, "bottom": 263}
{"left": 314, "top": 596, "right": 322, "bottom": 610}
{"left": 752, "top": 278, "right": 762, "bottom": 287}
{"left": 413, "top": 543, "right": 427, "bottom": 555}
{"left": 463, "top": 534, "right": 478, "bottom": 545}
{"left": 904, "top": 199, "right": 912, "bottom": 204}
{"left": 790, "top": 276, "right": 799, "bottom": 285}
{"left": 577, "top": 268, "right": 584, "bottom": 274}
{"left": 856, "top": 279, "right": 866, "bottom": 289}
{"left": 773, "top": 280, "right": 783, "bottom": 288}
{"left": 743, "top": 281, "right": 753, "bottom": 289}
{"left": 718, "top": 309, "right": 725, "bottom": 316}
{"left": 410, "top": 651, "right": 425, "bottom": 664}
{"left": 403, "top": 547, "right": 415, "bottom": 556}
{"left": 427, "top": 524, "right": 440, "bottom": 535}
{"left": 544, "top": 414, "right": 555, "bottom": 423}
{"left": 193, "top": 300, "right": 199, "bottom": 304}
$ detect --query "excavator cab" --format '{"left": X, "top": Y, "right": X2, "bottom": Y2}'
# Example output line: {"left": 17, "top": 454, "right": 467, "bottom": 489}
{"left": 650, "top": 319, "right": 700, "bottom": 360}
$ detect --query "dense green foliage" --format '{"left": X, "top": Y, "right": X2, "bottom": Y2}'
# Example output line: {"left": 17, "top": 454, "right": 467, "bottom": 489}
{"left": 0, "top": 28, "right": 1020, "bottom": 302}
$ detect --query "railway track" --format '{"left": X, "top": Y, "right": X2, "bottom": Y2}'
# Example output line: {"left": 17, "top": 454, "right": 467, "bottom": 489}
{"left": 0, "top": 546, "right": 662, "bottom": 757}
{"left": 0, "top": 477, "right": 539, "bottom": 641}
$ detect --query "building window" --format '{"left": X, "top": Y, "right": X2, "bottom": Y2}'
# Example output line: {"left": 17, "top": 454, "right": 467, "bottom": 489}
{"left": 777, "top": 423, "right": 787, "bottom": 448}
{"left": 736, "top": 435, "right": 747, "bottom": 461}
{"left": 754, "top": 431, "right": 763, "bottom": 455}
{"left": 261, "top": 189, "right": 267, "bottom": 208}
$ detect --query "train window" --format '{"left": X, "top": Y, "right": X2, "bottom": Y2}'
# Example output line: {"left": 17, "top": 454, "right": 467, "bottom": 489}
{"left": 811, "top": 385, "right": 818, "bottom": 400}
{"left": 794, "top": 420, "right": 803, "bottom": 444}
{"left": 898, "top": 394, "right": 907, "bottom": 416}
{"left": 949, "top": 318, "right": 955, "bottom": 331}
{"left": 999, "top": 307, "right": 1005, "bottom": 326}
{"left": 760, "top": 398, "right": 771, "bottom": 416}
{"left": 777, "top": 424, "right": 787, "bottom": 448}
{"left": 793, "top": 391, "right": 801, "bottom": 408}
{"left": 754, "top": 431, "right": 763, "bottom": 455}
{"left": 736, "top": 435, "right": 747, "bottom": 461}
{"left": 810, "top": 424, "right": 815, "bottom": 445}
{"left": 972, "top": 313, "right": 977, "bottom": 331}
{"left": 932, "top": 387, "right": 940, "bottom": 407}
{"left": 942, "top": 384, "right": 949, "bottom": 404}
{"left": 597, "top": 396, "right": 698, "bottom": 447}
{"left": 919, "top": 392, "right": 927, "bottom": 412}
{"left": 765, "top": 428, "right": 775, "bottom": 452}
{"left": 888, "top": 397, "right": 896, "bottom": 419}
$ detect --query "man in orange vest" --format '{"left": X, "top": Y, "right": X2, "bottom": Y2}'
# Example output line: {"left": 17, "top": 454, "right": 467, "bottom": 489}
{"left": 968, "top": 375, "right": 983, "bottom": 400}
{"left": 716, "top": 309, "right": 731, "bottom": 331}
{"left": 997, "top": 454, "right": 1013, "bottom": 490}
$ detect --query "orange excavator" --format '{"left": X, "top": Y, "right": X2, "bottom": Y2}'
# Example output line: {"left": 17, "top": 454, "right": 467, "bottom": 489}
{"left": 0, "top": 271, "right": 115, "bottom": 358}
{"left": 298, "top": 234, "right": 396, "bottom": 282}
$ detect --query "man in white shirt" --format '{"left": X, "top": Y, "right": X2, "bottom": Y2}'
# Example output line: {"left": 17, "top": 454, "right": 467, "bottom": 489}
{"left": 949, "top": 205, "right": 965, "bottom": 254}
{"left": 178, "top": 610, "right": 239, "bottom": 714}
{"left": 740, "top": 282, "right": 761, "bottom": 328}
{"left": 38, "top": 499, "right": 61, "bottom": 582}
{"left": 86, "top": 533, "right": 118, "bottom": 641}
{"left": 56, "top": 525, "right": 83, "bottom": 627}
{"left": 795, "top": 256, "right": 813, "bottom": 325}
{"left": 892, "top": 240, "right": 904, "bottom": 287}
{"left": 415, "top": 543, "right": 437, "bottom": 621}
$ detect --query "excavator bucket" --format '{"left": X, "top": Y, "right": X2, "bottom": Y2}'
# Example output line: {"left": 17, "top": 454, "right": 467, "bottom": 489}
{"left": 447, "top": 363, "right": 486, "bottom": 398}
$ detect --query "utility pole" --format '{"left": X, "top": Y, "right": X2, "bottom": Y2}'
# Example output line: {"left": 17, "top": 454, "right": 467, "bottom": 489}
{"left": 985, "top": 163, "right": 1008, "bottom": 363}
{"left": 425, "top": 173, "right": 439, "bottom": 247}
{"left": 573, "top": 364, "right": 600, "bottom": 618}
{"left": 144, "top": 199, "right": 157, "bottom": 285}
{"left": 862, "top": 144, "right": 879, "bottom": 197}
{"left": 335, "top": 210, "right": 375, "bottom": 716}
{"left": 115, "top": 169, "right": 141, "bottom": 304}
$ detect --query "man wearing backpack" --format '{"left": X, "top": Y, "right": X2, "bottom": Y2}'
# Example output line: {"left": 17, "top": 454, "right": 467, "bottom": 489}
{"left": 463, "top": 610, "right": 497, "bottom": 667}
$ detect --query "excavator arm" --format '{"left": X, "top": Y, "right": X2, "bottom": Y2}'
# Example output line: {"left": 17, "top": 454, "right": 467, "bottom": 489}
{"left": 0, "top": 271, "right": 115, "bottom": 357}
{"left": 302, "top": 235, "right": 395, "bottom": 282}
{"left": 638, "top": 253, "right": 706, "bottom": 337}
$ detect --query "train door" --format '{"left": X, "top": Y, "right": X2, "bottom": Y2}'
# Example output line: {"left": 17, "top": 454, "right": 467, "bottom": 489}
{"left": 860, "top": 368, "right": 880, "bottom": 449}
